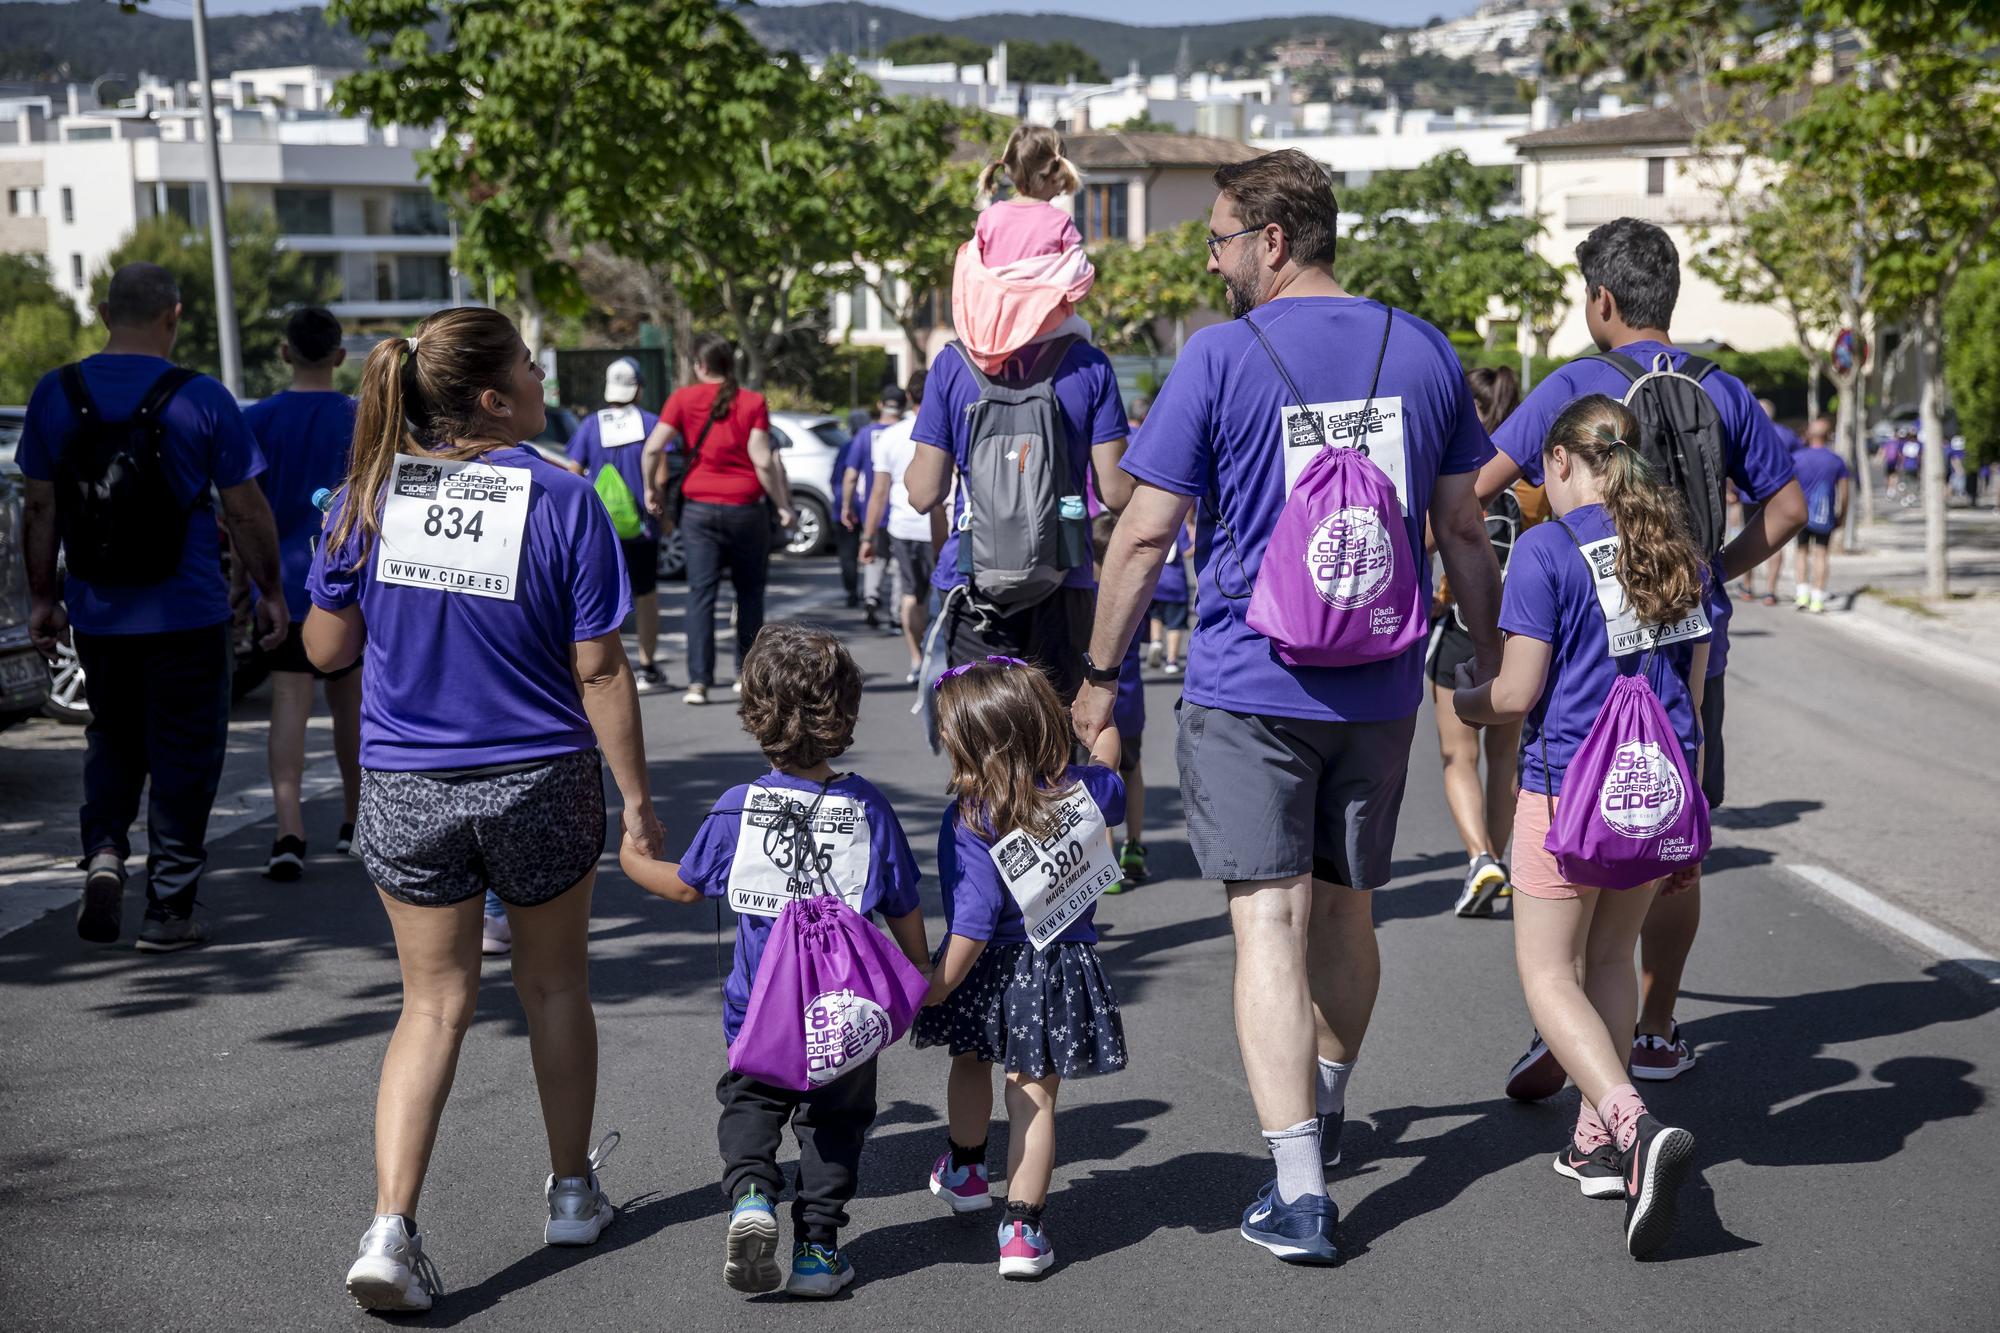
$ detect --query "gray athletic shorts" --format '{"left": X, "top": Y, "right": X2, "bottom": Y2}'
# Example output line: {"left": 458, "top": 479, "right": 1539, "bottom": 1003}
{"left": 1176, "top": 703, "right": 1417, "bottom": 889}
{"left": 358, "top": 749, "right": 606, "bottom": 907}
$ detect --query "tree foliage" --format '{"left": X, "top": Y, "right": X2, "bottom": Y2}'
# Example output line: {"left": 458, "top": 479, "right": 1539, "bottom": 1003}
{"left": 1944, "top": 262, "right": 2000, "bottom": 469}
{"left": 883, "top": 33, "right": 990, "bottom": 67}
{"left": 88, "top": 205, "right": 337, "bottom": 398}
{"left": 1337, "top": 151, "right": 1567, "bottom": 344}
{"left": 0, "top": 256, "right": 92, "bottom": 402}
{"left": 1086, "top": 219, "right": 1217, "bottom": 357}
{"left": 1010, "top": 40, "right": 1107, "bottom": 86}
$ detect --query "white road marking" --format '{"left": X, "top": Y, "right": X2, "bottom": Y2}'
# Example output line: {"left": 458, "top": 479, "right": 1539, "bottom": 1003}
{"left": 1786, "top": 863, "right": 2000, "bottom": 984}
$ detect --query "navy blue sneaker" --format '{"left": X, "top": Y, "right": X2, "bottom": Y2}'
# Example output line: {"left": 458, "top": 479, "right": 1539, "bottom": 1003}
{"left": 1239, "top": 1181, "right": 1340, "bottom": 1265}
{"left": 1320, "top": 1108, "right": 1345, "bottom": 1169}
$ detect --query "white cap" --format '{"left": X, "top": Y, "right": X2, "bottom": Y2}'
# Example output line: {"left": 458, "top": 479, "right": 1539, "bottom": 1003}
{"left": 603, "top": 356, "right": 642, "bottom": 405}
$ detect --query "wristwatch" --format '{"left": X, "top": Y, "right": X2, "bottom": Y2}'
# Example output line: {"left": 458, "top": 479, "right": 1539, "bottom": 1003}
{"left": 1081, "top": 651, "right": 1122, "bottom": 685}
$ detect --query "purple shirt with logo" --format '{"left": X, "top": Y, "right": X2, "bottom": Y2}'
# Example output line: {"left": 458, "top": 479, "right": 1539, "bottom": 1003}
{"left": 677, "top": 770, "right": 921, "bottom": 1043}
{"left": 308, "top": 445, "right": 631, "bottom": 770}
{"left": 913, "top": 341, "right": 1129, "bottom": 593}
{"left": 1490, "top": 340, "right": 1796, "bottom": 679}
{"left": 1500, "top": 504, "right": 1708, "bottom": 796}
{"left": 1120, "top": 298, "right": 1493, "bottom": 724}
{"left": 938, "top": 764, "right": 1125, "bottom": 946}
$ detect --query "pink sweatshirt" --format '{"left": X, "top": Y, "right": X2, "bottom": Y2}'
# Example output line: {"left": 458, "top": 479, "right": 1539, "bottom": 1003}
{"left": 975, "top": 199, "right": 1082, "bottom": 266}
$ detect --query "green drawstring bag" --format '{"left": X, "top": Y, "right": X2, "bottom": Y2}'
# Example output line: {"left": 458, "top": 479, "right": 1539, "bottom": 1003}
{"left": 593, "top": 464, "right": 643, "bottom": 540}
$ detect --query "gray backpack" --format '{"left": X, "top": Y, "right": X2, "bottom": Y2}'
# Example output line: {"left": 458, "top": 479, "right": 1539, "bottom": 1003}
{"left": 1587, "top": 350, "right": 1730, "bottom": 558}
{"left": 951, "top": 338, "right": 1088, "bottom": 612}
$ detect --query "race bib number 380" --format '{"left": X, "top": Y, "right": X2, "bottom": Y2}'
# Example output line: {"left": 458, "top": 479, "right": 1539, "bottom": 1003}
{"left": 376, "top": 454, "right": 532, "bottom": 600}
{"left": 988, "top": 786, "right": 1120, "bottom": 950}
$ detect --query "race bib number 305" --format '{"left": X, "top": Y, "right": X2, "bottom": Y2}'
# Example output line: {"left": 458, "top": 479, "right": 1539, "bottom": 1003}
{"left": 726, "top": 788, "right": 873, "bottom": 918}
{"left": 988, "top": 786, "right": 1120, "bottom": 950}
{"left": 1578, "top": 535, "right": 1711, "bottom": 655}
{"left": 1281, "top": 396, "right": 1409, "bottom": 514}
{"left": 376, "top": 454, "right": 531, "bottom": 601}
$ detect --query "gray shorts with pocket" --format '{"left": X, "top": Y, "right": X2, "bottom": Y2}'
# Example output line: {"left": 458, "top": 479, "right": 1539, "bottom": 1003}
{"left": 358, "top": 748, "right": 606, "bottom": 908}
{"left": 1176, "top": 703, "right": 1417, "bottom": 889}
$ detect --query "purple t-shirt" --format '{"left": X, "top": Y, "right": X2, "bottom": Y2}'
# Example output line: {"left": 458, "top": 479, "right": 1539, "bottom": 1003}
{"left": 17, "top": 354, "right": 265, "bottom": 635}
{"left": 839, "top": 422, "right": 885, "bottom": 518}
{"left": 1154, "top": 525, "right": 1191, "bottom": 604}
{"left": 1490, "top": 340, "right": 1796, "bottom": 678}
{"left": 677, "top": 770, "right": 922, "bottom": 1043}
{"left": 1113, "top": 635, "right": 1144, "bottom": 738}
{"left": 1500, "top": 504, "right": 1708, "bottom": 796}
{"left": 913, "top": 341, "right": 1129, "bottom": 593}
{"left": 1120, "top": 298, "right": 1493, "bottom": 723}
{"left": 308, "top": 445, "right": 631, "bottom": 770}
{"left": 1792, "top": 446, "right": 1849, "bottom": 533}
{"left": 938, "top": 764, "right": 1125, "bottom": 946}
{"left": 244, "top": 390, "right": 357, "bottom": 620}
{"left": 566, "top": 406, "right": 661, "bottom": 541}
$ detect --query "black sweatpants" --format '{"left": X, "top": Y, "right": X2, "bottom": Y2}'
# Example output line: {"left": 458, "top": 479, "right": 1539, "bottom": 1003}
{"left": 716, "top": 1059, "right": 878, "bottom": 1245}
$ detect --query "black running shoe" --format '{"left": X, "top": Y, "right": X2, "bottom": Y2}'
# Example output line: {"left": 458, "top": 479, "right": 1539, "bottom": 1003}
{"left": 336, "top": 823, "right": 356, "bottom": 855}
{"left": 1620, "top": 1114, "right": 1695, "bottom": 1258}
{"left": 1504, "top": 1031, "right": 1567, "bottom": 1101}
{"left": 76, "top": 851, "right": 126, "bottom": 944}
{"left": 1552, "top": 1141, "right": 1624, "bottom": 1199}
{"left": 265, "top": 835, "right": 307, "bottom": 882}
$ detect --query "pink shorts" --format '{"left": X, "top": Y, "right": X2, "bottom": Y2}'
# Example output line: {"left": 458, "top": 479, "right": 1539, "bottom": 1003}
{"left": 1509, "top": 790, "right": 1579, "bottom": 900}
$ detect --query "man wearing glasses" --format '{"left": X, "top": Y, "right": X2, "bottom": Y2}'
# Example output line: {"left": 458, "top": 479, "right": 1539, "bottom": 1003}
{"left": 1073, "top": 149, "right": 1504, "bottom": 1264}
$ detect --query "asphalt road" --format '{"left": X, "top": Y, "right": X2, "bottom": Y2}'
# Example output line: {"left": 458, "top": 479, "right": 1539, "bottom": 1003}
{"left": 2, "top": 561, "right": 1995, "bottom": 1332}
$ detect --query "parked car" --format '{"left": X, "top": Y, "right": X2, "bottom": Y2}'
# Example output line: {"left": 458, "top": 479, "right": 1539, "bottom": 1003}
{"left": 654, "top": 410, "right": 848, "bottom": 581}
{"left": 0, "top": 405, "right": 23, "bottom": 463}
{"left": 0, "top": 458, "right": 53, "bottom": 729}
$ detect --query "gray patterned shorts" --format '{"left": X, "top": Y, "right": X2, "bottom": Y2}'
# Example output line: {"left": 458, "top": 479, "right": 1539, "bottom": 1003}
{"left": 357, "top": 749, "right": 607, "bottom": 907}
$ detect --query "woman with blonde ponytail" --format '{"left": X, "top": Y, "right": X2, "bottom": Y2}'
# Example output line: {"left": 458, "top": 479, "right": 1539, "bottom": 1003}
{"left": 302, "top": 307, "right": 662, "bottom": 1313}
{"left": 1453, "top": 393, "right": 1710, "bottom": 1259}
{"left": 953, "top": 125, "right": 1096, "bottom": 375}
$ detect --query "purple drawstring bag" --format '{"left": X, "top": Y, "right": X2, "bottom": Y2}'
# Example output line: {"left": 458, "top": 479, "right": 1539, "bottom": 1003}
{"left": 728, "top": 894, "right": 928, "bottom": 1092}
{"left": 1216, "top": 309, "right": 1425, "bottom": 668}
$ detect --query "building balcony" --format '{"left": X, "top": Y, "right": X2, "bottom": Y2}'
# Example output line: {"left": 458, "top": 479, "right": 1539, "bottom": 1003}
{"left": 1563, "top": 192, "right": 1734, "bottom": 229}
{"left": 326, "top": 298, "right": 461, "bottom": 320}
{"left": 278, "top": 233, "right": 454, "bottom": 255}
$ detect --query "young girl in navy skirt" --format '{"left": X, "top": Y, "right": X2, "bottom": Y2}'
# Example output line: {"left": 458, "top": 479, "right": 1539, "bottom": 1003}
{"left": 914, "top": 658, "right": 1127, "bottom": 1279}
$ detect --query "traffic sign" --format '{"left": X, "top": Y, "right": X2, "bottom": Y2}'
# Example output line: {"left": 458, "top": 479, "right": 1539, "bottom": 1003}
{"left": 1833, "top": 327, "right": 1868, "bottom": 378}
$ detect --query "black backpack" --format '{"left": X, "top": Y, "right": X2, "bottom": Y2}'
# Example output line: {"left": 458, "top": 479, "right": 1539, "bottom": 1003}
{"left": 1586, "top": 350, "right": 1729, "bottom": 558}
{"left": 52, "top": 364, "right": 203, "bottom": 586}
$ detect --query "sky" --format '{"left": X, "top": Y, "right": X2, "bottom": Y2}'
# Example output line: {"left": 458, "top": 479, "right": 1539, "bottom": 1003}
{"left": 192, "top": 0, "right": 1486, "bottom": 24}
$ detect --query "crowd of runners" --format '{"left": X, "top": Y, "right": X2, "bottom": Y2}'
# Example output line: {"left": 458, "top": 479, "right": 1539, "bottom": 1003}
{"left": 18, "top": 128, "right": 1833, "bottom": 1313}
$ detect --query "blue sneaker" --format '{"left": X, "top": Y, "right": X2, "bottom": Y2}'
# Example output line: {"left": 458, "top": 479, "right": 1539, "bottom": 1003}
{"left": 1321, "top": 1108, "right": 1345, "bottom": 1169}
{"left": 723, "top": 1188, "right": 782, "bottom": 1294}
{"left": 1239, "top": 1181, "right": 1340, "bottom": 1265}
{"left": 786, "top": 1241, "right": 855, "bottom": 1298}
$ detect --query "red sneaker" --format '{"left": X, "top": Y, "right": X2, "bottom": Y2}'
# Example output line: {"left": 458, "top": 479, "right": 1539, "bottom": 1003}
{"left": 1630, "top": 1022, "right": 1696, "bottom": 1081}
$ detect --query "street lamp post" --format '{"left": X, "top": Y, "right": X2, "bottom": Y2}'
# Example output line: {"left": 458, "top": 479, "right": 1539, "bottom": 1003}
{"left": 191, "top": 0, "right": 243, "bottom": 395}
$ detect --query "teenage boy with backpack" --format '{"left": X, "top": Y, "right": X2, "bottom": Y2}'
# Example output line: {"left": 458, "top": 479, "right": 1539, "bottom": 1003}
{"left": 568, "top": 357, "right": 667, "bottom": 691}
{"left": 1075, "top": 150, "right": 1504, "bottom": 1265}
{"left": 20, "top": 262, "right": 287, "bottom": 952}
{"left": 1472, "top": 217, "right": 1806, "bottom": 1098}
{"left": 902, "top": 325, "right": 1131, "bottom": 704}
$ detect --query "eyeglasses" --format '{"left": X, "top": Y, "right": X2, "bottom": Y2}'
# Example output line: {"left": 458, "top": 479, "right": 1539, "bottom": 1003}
{"left": 931, "top": 656, "right": 1030, "bottom": 691}
{"left": 1206, "top": 225, "right": 1263, "bottom": 259}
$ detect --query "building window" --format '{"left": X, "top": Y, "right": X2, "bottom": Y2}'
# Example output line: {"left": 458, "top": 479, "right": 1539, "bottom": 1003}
{"left": 159, "top": 183, "right": 197, "bottom": 225}
{"left": 391, "top": 191, "right": 449, "bottom": 235}
{"left": 1646, "top": 157, "right": 1667, "bottom": 196}
{"left": 61, "top": 187, "right": 74, "bottom": 223}
{"left": 6, "top": 187, "right": 37, "bottom": 216}
{"left": 275, "top": 188, "right": 334, "bottom": 234}
{"left": 395, "top": 254, "right": 451, "bottom": 302}
{"left": 65, "top": 126, "right": 112, "bottom": 142}
{"left": 1073, "top": 183, "right": 1129, "bottom": 244}
{"left": 70, "top": 254, "right": 84, "bottom": 289}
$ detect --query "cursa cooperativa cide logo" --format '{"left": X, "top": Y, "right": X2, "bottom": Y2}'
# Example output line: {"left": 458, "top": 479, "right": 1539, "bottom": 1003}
{"left": 803, "top": 989, "right": 891, "bottom": 1086}
{"left": 1306, "top": 505, "right": 1396, "bottom": 610}
{"left": 1597, "top": 740, "right": 1686, "bottom": 838}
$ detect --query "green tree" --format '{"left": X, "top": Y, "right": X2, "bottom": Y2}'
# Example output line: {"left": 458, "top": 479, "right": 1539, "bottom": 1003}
{"left": 882, "top": 33, "right": 989, "bottom": 67}
{"left": 1085, "top": 219, "right": 1216, "bottom": 358}
{"left": 327, "top": 0, "right": 774, "bottom": 356}
{"left": 1010, "top": 40, "right": 1106, "bottom": 86}
{"left": 1944, "top": 262, "right": 2000, "bottom": 469}
{"left": 89, "top": 205, "right": 337, "bottom": 397}
{"left": 1109, "top": 114, "right": 1182, "bottom": 134}
{"left": 1337, "top": 151, "right": 1568, "bottom": 348}
{"left": 0, "top": 305, "right": 94, "bottom": 402}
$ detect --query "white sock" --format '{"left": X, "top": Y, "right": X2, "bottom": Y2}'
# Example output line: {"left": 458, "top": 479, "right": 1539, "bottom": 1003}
{"left": 1315, "top": 1057, "right": 1354, "bottom": 1118}
{"left": 1796, "top": 582, "right": 1809, "bottom": 600}
{"left": 1262, "top": 1119, "right": 1326, "bottom": 1204}
{"left": 1812, "top": 586, "right": 1826, "bottom": 602}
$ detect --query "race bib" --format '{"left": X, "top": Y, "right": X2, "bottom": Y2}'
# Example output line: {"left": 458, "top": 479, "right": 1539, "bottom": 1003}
{"left": 375, "top": 454, "right": 531, "bottom": 600}
{"left": 726, "top": 787, "right": 873, "bottom": 918}
{"left": 988, "top": 785, "right": 1120, "bottom": 950}
{"left": 1577, "top": 535, "right": 1711, "bottom": 656}
{"left": 597, "top": 406, "right": 645, "bottom": 447}
{"left": 1281, "top": 396, "right": 1409, "bottom": 514}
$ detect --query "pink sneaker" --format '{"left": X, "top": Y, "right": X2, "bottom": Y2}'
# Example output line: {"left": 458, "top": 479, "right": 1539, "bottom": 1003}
{"left": 928, "top": 1151, "right": 992, "bottom": 1213}
{"left": 997, "top": 1219, "right": 1055, "bottom": 1279}
{"left": 1631, "top": 1022, "right": 1696, "bottom": 1081}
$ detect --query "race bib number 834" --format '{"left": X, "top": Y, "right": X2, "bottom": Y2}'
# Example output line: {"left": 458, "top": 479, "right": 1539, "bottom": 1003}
{"left": 376, "top": 454, "right": 532, "bottom": 600}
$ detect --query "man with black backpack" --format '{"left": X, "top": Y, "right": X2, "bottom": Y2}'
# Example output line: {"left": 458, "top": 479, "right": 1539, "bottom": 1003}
{"left": 902, "top": 331, "right": 1132, "bottom": 702}
{"left": 1474, "top": 218, "right": 1806, "bottom": 1097}
{"left": 20, "top": 262, "right": 287, "bottom": 952}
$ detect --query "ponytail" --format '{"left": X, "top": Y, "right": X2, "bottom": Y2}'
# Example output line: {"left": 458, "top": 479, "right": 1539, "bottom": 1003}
{"left": 694, "top": 333, "right": 739, "bottom": 423}
{"left": 976, "top": 157, "right": 1005, "bottom": 202}
{"left": 1542, "top": 394, "right": 1705, "bottom": 627}
{"left": 329, "top": 306, "right": 526, "bottom": 566}
{"left": 981, "top": 125, "right": 1077, "bottom": 204}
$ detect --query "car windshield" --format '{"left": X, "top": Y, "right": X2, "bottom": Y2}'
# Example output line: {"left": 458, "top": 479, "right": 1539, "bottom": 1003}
{"left": 807, "top": 422, "right": 849, "bottom": 450}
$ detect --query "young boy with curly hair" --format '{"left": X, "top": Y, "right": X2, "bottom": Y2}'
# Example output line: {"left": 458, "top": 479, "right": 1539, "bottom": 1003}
{"left": 622, "top": 622, "right": 930, "bottom": 1299}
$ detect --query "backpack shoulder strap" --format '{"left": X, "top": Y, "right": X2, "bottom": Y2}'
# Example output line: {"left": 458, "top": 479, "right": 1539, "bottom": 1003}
{"left": 1677, "top": 354, "right": 1718, "bottom": 383}
{"left": 1582, "top": 351, "right": 1646, "bottom": 383}
{"left": 58, "top": 364, "right": 101, "bottom": 424}
{"left": 948, "top": 340, "right": 995, "bottom": 394}
{"left": 134, "top": 366, "right": 200, "bottom": 424}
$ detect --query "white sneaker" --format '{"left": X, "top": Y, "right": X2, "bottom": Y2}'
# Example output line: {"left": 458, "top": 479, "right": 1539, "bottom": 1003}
{"left": 345, "top": 1214, "right": 439, "bottom": 1313}
{"left": 481, "top": 912, "right": 512, "bottom": 956}
{"left": 683, "top": 684, "right": 709, "bottom": 706}
{"left": 545, "top": 1132, "right": 620, "bottom": 1245}
{"left": 634, "top": 664, "right": 665, "bottom": 693}
{"left": 1162, "top": 661, "right": 1181, "bottom": 675}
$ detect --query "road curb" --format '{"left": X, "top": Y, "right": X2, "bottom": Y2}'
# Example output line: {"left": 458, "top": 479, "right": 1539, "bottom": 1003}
{"left": 1784, "top": 863, "right": 1999, "bottom": 986}
{"left": 1819, "top": 593, "right": 1998, "bottom": 691}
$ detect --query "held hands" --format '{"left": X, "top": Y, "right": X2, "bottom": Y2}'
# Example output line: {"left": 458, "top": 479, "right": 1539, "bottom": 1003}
{"left": 1070, "top": 678, "right": 1115, "bottom": 749}
{"left": 623, "top": 802, "right": 666, "bottom": 862}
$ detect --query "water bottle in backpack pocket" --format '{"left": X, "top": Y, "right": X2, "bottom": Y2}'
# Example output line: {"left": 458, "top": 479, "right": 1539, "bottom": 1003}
{"left": 1215, "top": 308, "right": 1425, "bottom": 668}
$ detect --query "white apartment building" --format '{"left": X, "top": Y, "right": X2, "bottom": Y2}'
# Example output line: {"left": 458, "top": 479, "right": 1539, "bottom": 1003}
{"left": 0, "top": 69, "right": 469, "bottom": 327}
{"left": 1402, "top": 0, "right": 1560, "bottom": 73}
